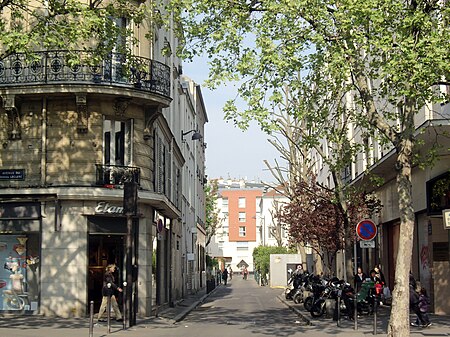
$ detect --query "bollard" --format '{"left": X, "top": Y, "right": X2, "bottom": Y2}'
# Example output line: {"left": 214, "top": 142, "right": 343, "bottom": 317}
{"left": 122, "top": 281, "right": 127, "bottom": 330}
{"left": 373, "top": 295, "right": 378, "bottom": 335}
{"left": 107, "top": 282, "right": 111, "bottom": 334}
{"left": 354, "top": 292, "right": 358, "bottom": 330}
{"left": 89, "top": 301, "right": 94, "bottom": 337}
{"left": 337, "top": 295, "right": 341, "bottom": 327}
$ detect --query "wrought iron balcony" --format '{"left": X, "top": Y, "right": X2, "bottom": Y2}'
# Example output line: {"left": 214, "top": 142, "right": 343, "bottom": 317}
{"left": 95, "top": 164, "right": 140, "bottom": 187}
{"left": 0, "top": 50, "right": 171, "bottom": 98}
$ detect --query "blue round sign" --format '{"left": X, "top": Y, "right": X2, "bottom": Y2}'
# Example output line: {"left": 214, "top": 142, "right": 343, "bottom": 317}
{"left": 356, "top": 220, "right": 377, "bottom": 241}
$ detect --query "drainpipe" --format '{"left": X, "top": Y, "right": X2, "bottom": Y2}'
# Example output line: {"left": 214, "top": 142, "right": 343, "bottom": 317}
{"left": 41, "top": 97, "right": 47, "bottom": 186}
{"left": 168, "top": 219, "right": 173, "bottom": 306}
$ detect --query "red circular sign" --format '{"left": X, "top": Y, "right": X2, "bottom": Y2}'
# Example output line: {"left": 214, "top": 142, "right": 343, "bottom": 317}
{"left": 356, "top": 220, "right": 377, "bottom": 241}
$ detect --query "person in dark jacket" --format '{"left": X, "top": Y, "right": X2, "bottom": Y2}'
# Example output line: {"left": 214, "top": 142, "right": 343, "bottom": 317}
{"left": 409, "top": 273, "right": 426, "bottom": 327}
{"left": 222, "top": 268, "right": 229, "bottom": 285}
{"left": 97, "top": 264, "right": 123, "bottom": 322}
{"left": 354, "top": 267, "right": 367, "bottom": 292}
{"left": 412, "top": 287, "right": 432, "bottom": 327}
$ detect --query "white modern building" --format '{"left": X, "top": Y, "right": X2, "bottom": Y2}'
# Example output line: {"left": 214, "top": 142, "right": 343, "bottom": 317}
{"left": 208, "top": 179, "right": 289, "bottom": 273}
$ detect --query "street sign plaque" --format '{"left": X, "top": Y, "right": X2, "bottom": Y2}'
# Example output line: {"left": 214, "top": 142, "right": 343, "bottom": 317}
{"left": 356, "top": 219, "right": 377, "bottom": 241}
{"left": 360, "top": 240, "right": 375, "bottom": 249}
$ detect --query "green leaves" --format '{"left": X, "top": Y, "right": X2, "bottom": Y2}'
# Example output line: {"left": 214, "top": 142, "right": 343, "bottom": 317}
{"left": 0, "top": 0, "right": 148, "bottom": 61}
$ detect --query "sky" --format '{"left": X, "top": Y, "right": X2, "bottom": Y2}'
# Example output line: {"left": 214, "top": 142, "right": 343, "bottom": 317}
{"left": 183, "top": 59, "right": 282, "bottom": 183}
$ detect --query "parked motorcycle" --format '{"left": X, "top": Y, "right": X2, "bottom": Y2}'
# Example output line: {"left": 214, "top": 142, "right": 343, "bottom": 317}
{"left": 285, "top": 270, "right": 310, "bottom": 301}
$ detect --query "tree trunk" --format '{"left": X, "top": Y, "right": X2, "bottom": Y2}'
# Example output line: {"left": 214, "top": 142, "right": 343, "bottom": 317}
{"left": 387, "top": 137, "right": 415, "bottom": 337}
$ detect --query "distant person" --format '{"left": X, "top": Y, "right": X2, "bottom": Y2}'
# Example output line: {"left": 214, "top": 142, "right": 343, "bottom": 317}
{"left": 292, "top": 265, "right": 304, "bottom": 289}
{"left": 222, "top": 268, "right": 229, "bottom": 285}
{"left": 97, "top": 264, "right": 123, "bottom": 322}
{"left": 374, "top": 264, "right": 386, "bottom": 285}
{"left": 228, "top": 266, "right": 233, "bottom": 280}
{"left": 354, "top": 267, "right": 367, "bottom": 292}
{"left": 242, "top": 267, "right": 248, "bottom": 280}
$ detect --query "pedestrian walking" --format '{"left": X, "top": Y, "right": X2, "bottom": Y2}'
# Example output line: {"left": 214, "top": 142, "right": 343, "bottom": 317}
{"left": 222, "top": 268, "right": 229, "bottom": 285}
{"left": 412, "top": 287, "right": 432, "bottom": 328}
{"left": 242, "top": 267, "right": 248, "bottom": 280}
{"left": 228, "top": 266, "right": 233, "bottom": 280}
{"left": 97, "top": 264, "right": 123, "bottom": 322}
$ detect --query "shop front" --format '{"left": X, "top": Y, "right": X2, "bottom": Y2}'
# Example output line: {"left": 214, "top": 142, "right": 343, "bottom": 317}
{"left": 0, "top": 202, "right": 41, "bottom": 314}
{"left": 87, "top": 202, "right": 138, "bottom": 321}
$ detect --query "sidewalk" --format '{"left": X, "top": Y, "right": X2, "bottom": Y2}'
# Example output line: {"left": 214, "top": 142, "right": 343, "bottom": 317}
{"left": 154, "top": 285, "right": 211, "bottom": 323}
{"left": 0, "top": 283, "right": 448, "bottom": 336}
{"left": 276, "top": 289, "right": 450, "bottom": 336}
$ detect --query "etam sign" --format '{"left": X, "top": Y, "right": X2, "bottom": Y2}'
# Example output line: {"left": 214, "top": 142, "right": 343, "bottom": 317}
{"left": 95, "top": 202, "right": 124, "bottom": 215}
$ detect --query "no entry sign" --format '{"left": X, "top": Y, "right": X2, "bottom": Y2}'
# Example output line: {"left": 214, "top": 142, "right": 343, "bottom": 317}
{"left": 356, "top": 219, "right": 377, "bottom": 241}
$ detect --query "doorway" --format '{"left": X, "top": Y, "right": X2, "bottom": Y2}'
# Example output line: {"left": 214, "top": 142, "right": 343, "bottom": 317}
{"left": 88, "top": 234, "right": 124, "bottom": 313}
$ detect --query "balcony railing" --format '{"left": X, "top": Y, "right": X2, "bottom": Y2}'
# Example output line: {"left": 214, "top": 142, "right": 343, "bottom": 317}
{"left": 95, "top": 164, "right": 140, "bottom": 187}
{"left": 0, "top": 50, "right": 171, "bottom": 98}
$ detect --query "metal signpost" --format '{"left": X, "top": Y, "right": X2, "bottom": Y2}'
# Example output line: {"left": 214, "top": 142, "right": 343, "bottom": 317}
{"left": 354, "top": 219, "right": 378, "bottom": 333}
{"left": 123, "top": 182, "right": 138, "bottom": 327}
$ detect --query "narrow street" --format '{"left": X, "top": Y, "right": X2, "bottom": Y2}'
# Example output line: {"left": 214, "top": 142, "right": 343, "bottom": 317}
{"left": 148, "top": 275, "right": 309, "bottom": 337}
{"left": 1, "top": 275, "right": 449, "bottom": 337}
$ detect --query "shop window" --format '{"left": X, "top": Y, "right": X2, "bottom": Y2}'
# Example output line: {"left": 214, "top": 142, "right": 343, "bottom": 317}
{"left": 433, "top": 242, "right": 449, "bottom": 261}
{"left": 426, "top": 172, "right": 450, "bottom": 215}
{"left": 0, "top": 234, "right": 40, "bottom": 312}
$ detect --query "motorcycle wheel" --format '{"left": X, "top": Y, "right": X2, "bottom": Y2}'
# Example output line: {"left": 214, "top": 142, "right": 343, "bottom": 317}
{"left": 303, "top": 296, "right": 313, "bottom": 311}
{"left": 310, "top": 299, "right": 326, "bottom": 318}
{"left": 293, "top": 292, "right": 303, "bottom": 304}
{"left": 285, "top": 289, "right": 292, "bottom": 300}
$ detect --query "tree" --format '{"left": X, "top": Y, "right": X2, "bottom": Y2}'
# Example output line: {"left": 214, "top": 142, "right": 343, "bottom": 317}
{"left": 167, "top": 1, "right": 450, "bottom": 335}
{"left": 0, "top": 0, "right": 150, "bottom": 60}
{"left": 278, "top": 176, "right": 382, "bottom": 276}
{"left": 204, "top": 179, "right": 220, "bottom": 247}
{"left": 253, "top": 245, "right": 294, "bottom": 284}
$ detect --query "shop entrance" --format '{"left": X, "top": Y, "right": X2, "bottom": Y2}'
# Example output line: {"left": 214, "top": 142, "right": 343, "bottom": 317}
{"left": 88, "top": 234, "right": 124, "bottom": 313}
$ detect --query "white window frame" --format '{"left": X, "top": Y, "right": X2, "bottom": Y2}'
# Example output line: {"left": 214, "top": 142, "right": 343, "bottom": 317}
{"left": 238, "top": 212, "right": 246, "bottom": 222}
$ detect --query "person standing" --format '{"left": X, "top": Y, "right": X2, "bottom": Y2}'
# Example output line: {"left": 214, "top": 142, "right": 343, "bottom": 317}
{"left": 374, "top": 264, "right": 386, "bottom": 285}
{"left": 354, "top": 267, "right": 367, "bottom": 292}
{"left": 222, "top": 268, "right": 229, "bottom": 285}
{"left": 228, "top": 266, "right": 233, "bottom": 280}
{"left": 97, "top": 264, "right": 123, "bottom": 322}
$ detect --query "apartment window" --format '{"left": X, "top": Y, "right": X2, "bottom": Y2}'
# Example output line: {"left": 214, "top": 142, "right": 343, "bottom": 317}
{"left": 222, "top": 225, "right": 229, "bottom": 236}
{"left": 239, "top": 212, "right": 246, "bottom": 222}
{"left": 239, "top": 226, "right": 246, "bottom": 237}
{"left": 154, "top": 133, "right": 167, "bottom": 194}
{"left": 222, "top": 198, "right": 229, "bottom": 212}
{"left": 103, "top": 118, "right": 132, "bottom": 166}
{"left": 222, "top": 215, "right": 229, "bottom": 228}
{"left": 238, "top": 197, "right": 246, "bottom": 208}
{"left": 236, "top": 241, "right": 248, "bottom": 251}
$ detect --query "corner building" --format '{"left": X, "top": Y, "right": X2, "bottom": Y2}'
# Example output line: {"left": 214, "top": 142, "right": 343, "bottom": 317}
{"left": 0, "top": 1, "right": 206, "bottom": 318}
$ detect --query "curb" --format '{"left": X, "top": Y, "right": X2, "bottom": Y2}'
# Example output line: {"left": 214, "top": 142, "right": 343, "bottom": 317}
{"left": 277, "top": 294, "right": 312, "bottom": 326}
{"left": 171, "top": 285, "right": 219, "bottom": 323}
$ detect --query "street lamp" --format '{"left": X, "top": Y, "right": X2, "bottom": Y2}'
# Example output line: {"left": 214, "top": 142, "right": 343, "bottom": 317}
{"left": 181, "top": 129, "right": 203, "bottom": 142}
